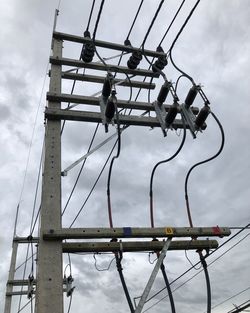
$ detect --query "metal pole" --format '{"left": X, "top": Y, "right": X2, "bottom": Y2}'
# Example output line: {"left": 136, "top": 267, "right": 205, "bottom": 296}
{"left": 4, "top": 240, "right": 18, "bottom": 313}
{"left": 35, "top": 38, "right": 63, "bottom": 313}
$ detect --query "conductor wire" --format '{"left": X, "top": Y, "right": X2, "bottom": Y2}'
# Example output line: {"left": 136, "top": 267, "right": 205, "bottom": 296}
{"left": 184, "top": 111, "right": 225, "bottom": 227}
{"left": 86, "top": 0, "right": 96, "bottom": 32}
{"left": 168, "top": 0, "right": 201, "bottom": 84}
{"left": 149, "top": 112, "right": 186, "bottom": 228}
{"left": 107, "top": 93, "right": 121, "bottom": 228}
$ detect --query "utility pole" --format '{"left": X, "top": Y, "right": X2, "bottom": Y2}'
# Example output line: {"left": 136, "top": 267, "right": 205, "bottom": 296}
{"left": 4, "top": 29, "right": 231, "bottom": 313}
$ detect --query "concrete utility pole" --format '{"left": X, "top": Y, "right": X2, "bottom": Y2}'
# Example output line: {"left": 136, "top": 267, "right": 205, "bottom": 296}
{"left": 35, "top": 38, "right": 63, "bottom": 313}
{"left": 4, "top": 28, "right": 231, "bottom": 313}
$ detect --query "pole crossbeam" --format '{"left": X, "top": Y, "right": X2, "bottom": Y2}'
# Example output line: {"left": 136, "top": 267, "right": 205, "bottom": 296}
{"left": 53, "top": 31, "right": 167, "bottom": 58}
{"left": 60, "top": 72, "right": 156, "bottom": 90}
{"left": 45, "top": 108, "right": 202, "bottom": 130}
{"left": 43, "top": 226, "right": 230, "bottom": 240}
{"left": 46, "top": 92, "right": 200, "bottom": 114}
{"left": 50, "top": 56, "right": 160, "bottom": 78}
{"left": 62, "top": 239, "right": 219, "bottom": 253}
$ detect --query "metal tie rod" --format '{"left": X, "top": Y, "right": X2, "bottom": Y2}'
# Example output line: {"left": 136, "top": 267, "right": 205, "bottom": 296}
{"left": 135, "top": 238, "right": 172, "bottom": 313}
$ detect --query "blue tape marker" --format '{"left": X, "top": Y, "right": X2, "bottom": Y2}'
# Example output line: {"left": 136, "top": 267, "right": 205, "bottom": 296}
{"left": 123, "top": 227, "right": 132, "bottom": 237}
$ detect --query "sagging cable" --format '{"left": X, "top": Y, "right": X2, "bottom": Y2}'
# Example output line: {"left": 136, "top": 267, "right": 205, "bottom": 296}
{"left": 184, "top": 111, "right": 225, "bottom": 227}
{"left": 107, "top": 90, "right": 121, "bottom": 228}
{"left": 149, "top": 111, "right": 187, "bottom": 228}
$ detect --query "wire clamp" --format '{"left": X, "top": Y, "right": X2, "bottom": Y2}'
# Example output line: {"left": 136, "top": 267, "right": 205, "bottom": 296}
{"left": 152, "top": 100, "right": 167, "bottom": 136}
{"left": 65, "top": 275, "right": 75, "bottom": 297}
{"left": 27, "top": 274, "right": 35, "bottom": 299}
{"left": 181, "top": 103, "right": 197, "bottom": 138}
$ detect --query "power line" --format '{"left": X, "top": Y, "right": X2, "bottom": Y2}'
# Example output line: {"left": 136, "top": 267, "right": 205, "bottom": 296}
{"left": 145, "top": 224, "right": 250, "bottom": 306}
{"left": 185, "top": 111, "right": 225, "bottom": 227}
{"left": 126, "top": 0, "right": 144, "bottom": 41}
{"left": 69, "top": 140, "right": 117, "bottom": 227}
{"left": 141, "top": 0, "right": 165, "bottom": 47}
{"left": 86, "top": 0, "right": 96, "bottom": 32}
{"left": 168, "top": 0, "right": 200, "bottom": 83}
{"left": 211, "top": 288, "right": 250, "bottom": 312}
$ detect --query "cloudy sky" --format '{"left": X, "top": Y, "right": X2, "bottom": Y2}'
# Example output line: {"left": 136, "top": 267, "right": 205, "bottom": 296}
{"left": 0, "top": 0, "right": 250, "bottom": 312}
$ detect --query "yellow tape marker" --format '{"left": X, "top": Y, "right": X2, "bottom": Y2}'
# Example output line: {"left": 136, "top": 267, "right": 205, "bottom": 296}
{"left": 165, "top": 227, "right": 174, "bottom": 235}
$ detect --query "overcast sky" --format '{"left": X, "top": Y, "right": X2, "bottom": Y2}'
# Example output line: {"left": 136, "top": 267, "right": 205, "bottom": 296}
{"left": 0, "top": 1, "right": 250, "bottom": 313}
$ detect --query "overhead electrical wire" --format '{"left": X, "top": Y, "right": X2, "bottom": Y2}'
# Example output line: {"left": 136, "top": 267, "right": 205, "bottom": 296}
{"left": 62, "top": 124, "right": 99, "bottom": 216}
{"left": 144, "top": 224, "right": 250, "bottom": 308}
{"left": 184, "top": 111, "right": 225, "bottom": 227}
{"left": 107, "top": 93, "right": 121, "bottom": 228}
{"left": 143, "top": 233, "right": 250, "bottom": 312}
{"left": 168, "top": 0, "right": 200, "bottom": 84}
{"left": 149, "top": 112, "right": 186, "bottom": 228}
{"left": 148, "top": 113, "right": 186, "bottom": 313}
{"left": 141, "top": 0, "right": 165, "bottom": 48}
{"left": 137, "top": 0, "right": 186, "bottom": 106}
{"left": 86, "top": 0, "right": 96, "bottom": 32}
{"left": 182, "top": 110, "right": 224, "bottom": 313}
{"left": 69, "top": 140, "right": 118, "bottom": 227}
{"left": 211, "top": 288, "right": 250, "bottom": 312}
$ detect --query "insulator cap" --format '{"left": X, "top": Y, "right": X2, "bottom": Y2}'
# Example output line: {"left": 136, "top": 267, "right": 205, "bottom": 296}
{"left": 127, "top": 51, "right": 142, "bottom": 70}
{"left": 165, "top": 102, "right": 178, "bottom": 126}
{"left": 152, "top": 56, "right": 168, "bottom": 73}
{"left": 195, "top": 105, "right": 210, "bottom": 129}
{"left": 124, "top": 39, "right": 131, "bottom": 46}
{"left": 81, "top": 42, "right": 95, "bottom": 63}
{"left": 84, "top": 30, "right": 91, "bottom": 38}
{"left": 105, "top": 98, "right": 115, "bottom": 120}
{"left": 185, "top": 86, "right": 198, "bottom": 108}
{"left": 157, "top": 82, "right": 170, "bottom": 104}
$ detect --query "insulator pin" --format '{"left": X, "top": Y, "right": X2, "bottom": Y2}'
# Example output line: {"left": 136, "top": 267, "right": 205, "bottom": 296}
{"left": 157, "top": 82, "right": 170, "bottom": 104}
{"left": 185, "top": 86, "right": 198, "bottom": 108}
{"left": 165, "top": 102, "right": 178, "bottom": 126}
{"left": 195, "top": 105, "right": 210, "bottom": 129}
{"left": 127, "top": 51, "right": 142, "bottom": 70}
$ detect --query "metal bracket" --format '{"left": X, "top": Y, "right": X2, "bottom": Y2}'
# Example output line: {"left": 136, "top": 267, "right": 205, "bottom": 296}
{"left": 152, "top": 101, "right": 167, "bottom": 136}
{"left": 181, "top": 103, "right": 197, "bottom": 139}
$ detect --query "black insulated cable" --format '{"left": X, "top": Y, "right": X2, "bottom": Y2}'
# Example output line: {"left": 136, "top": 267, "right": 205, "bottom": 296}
{"left": 141, "top": 0, "right": 165, "bottom": 48}
{"left": 184, "top": 111, "right": 225, "bottom": 227}
{"left": 115, "top": 253, "right": 135, "bottom": 313}
{"left": 160, "top": 262, "right": 176, "bottom": 313}
{"left": 199, "top": 251, "right": 211, "bottom": 313}
{"left": 168, "top": 0, "right": 200, "bottom": 84}
{"left": 86, "top": 0, "right": 96, "bottom": 32}
{"left": 107, "top": 92, "right": 121, "bottom": 228}
{"left": 149, "top": 111, "right": 186, "bottom": 228}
